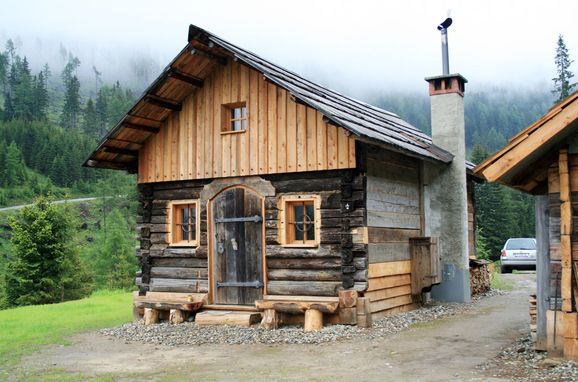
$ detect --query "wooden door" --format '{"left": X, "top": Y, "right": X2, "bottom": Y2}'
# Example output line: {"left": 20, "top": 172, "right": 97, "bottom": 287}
{"left": 212, "top": 187, "right": 264, "bottom": 305}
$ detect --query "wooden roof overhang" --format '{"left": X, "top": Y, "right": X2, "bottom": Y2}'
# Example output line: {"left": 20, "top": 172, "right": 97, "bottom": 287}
{"left": 474, "top": 91, "right": 578, "bottom": 194}
{"left": 84, "top": 24, "right": 456, "bottom": 173}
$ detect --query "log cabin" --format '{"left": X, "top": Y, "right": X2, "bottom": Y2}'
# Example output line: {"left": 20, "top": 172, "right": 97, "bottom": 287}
{"left": 85, "top": 24, "right": 478, "bottom": 330}
{"left": 475, "top": 91, "right": 578, "bottom": 361}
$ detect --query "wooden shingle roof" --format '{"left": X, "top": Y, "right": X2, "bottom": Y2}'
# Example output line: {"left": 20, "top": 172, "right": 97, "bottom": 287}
{"left": 84, "top": 24, "right": 454, "bottom": 172}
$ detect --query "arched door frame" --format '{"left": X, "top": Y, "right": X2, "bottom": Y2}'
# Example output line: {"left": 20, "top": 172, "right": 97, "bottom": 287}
{"left": 207, "top": 183, "right": 269, "bottom": 305}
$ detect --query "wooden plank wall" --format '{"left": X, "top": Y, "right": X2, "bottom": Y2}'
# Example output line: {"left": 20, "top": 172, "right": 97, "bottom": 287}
{"left": 138, "top": 60, "right": 356, "bottom": 183}
{"left": 263, "top": 170, "right": 368, "bottom": 296}
{"left": 366, "top": 260, "right": 416, "bottom": 319}
{"left": 366, "top": 149, "right": 421, "bottom": 263}
{"left": 363, "top": 148, "right": 420, "bottom": 317}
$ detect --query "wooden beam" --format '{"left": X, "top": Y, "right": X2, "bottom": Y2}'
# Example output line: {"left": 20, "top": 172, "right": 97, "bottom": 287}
{"left": 190, "top": 47, "right": 227, "bottom": 65}
{"left": 85, "top": 159, "right": 137, "bottom": 173}
{"left": 559, "top": 149, "right": 573, "bottom": 312}
{"left": 106, "top": 138, "right": 143, "bottom": 147}
{"left": 127, "top": 114, "right": 162, "bottom": 124}
{"left": 123, "top": 122, "right": 160, "bottom": 134}
{"left": 168, "top": 68, "right": 204, "bottom": 87}
{"left": 102, "top": 146, "right": 139, "bottom": 157}
{"left": 144, "top": 95, "right": 182, "bottom": 111}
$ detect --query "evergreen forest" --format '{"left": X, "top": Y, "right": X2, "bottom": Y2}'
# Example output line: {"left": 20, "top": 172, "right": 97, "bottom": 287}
{"left": 0, "top": 34, "right": 565, "bottom": 309}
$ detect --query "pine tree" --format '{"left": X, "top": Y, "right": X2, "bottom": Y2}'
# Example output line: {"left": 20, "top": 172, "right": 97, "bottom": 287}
{"left": 60, "top": 75, "right": 81, "bottom": 129}
{"left": 4, "top": 197, "right": 92, "bottom": 306}
{"left": 552, "top": 34, "right": 577, "bottom": 103}
{"left": 95, "top": 88, "right": 108, "bottom": 137}
{"left": 12, "top": 57, "right": 34, "bottom": 121}
{"left": 82, "top": 98, "right": 99, "bottom": 138}
{"left": 32, "top": 70, "right": 49, "bottom": 120}
{"left": 4, "top": 141, "right": 27, "bottom": 186}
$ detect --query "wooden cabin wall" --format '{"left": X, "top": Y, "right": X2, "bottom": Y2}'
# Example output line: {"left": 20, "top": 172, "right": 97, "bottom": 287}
{"left": 263, "top": 169, "right": 368, "bottom": 297}
{"left": 546, "top": 156, "right": 578, "bottom": 304}
{"left": 364, "top": 148, "right": 420, "bottom": 317}
{"left": 135, "top": 169, "right": 368, "bottom": 299}
{"left": 467, "top": 179, "right": 477, "bottom": 258}
{"left": 135, "top": 180, "right": 211, "bottom": 294}
{"left": 137, "top": 60, "right": 356, "bottom": 184}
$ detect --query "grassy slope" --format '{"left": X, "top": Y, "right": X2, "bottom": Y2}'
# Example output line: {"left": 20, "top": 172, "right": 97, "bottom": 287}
{"left": 0, "top": 290, "right": 132, "bottom": 367}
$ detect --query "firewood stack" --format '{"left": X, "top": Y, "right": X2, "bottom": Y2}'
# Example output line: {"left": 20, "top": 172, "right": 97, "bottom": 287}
{"left": 529, "top": 294, "right": 537, "bottom": 341}
{"left": 469, "top": 259, "right": 491, "bottom": 296}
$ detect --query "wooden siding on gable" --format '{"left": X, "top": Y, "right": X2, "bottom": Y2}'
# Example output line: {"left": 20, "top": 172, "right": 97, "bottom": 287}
{"left": 138, "top": 60, "right": 356, "bottom": 183}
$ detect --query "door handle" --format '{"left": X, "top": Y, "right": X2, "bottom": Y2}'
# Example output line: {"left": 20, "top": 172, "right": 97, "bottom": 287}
{"left": 231, "top": 238, "right": 238, "bottom": 251}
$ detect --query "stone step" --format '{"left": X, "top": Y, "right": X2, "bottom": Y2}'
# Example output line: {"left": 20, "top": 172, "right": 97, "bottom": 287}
{"left": 195, "top": 310, "right": 262, "bottom": 327}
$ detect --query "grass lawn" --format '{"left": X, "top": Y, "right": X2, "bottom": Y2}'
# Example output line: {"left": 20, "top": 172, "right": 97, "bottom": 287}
{"left": 0, "top": 290, "right": 132, "bottom": 367}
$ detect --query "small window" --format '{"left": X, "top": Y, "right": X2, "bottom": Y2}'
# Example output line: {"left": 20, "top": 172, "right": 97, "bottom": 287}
{"left": 222, "top": 102, "right": 247, "bottom": 133}
{"left": 168, "top": 200, "right": 199, "bottom": 246}
{"left": 280, "top": 195, "right": 320, "bottom": 247}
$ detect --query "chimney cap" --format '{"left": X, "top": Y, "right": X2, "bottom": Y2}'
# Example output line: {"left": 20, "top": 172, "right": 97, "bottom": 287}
{"left": 424, "top": 73, "right": 468, "bottom": 83}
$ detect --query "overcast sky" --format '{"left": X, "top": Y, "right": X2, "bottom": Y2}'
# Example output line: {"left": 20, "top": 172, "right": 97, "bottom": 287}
{"left": 1, "top": 0, "right": 577, "bottom": 96}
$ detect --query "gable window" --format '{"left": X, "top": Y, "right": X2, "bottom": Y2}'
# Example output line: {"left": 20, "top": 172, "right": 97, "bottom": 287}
{"left": 222, "top": 102, "right": 247, "bottom": 133}
{"left": 168, "top": 200, "right": 199, "bottom": 246}
{"left": 279, "top": 195, "right": 320, "bottom": 247}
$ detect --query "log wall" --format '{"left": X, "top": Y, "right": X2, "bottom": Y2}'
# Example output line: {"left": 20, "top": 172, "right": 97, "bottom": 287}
{"left": 263, "top": 169, "right": 368, "bottom": 296}
{"left": 138, "top": 60, "right": 356, "bottom": 183}
{"left": 136, "top": 168, "right": 368, "bottom": 299}
{"left": 136, "top": 180, "right": 211, "bottom": 294}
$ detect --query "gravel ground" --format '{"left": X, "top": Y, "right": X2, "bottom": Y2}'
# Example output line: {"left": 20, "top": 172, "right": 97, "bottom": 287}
{"left": 479, "top": 333, "right": 578, "bottom": 381}
{"left": 100, "top": 289, "right": 506, "bottom": 346}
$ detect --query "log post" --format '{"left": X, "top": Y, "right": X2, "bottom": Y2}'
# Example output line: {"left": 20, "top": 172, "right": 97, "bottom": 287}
{"left": 304, "top": 309, "right": 323, "bottom": 332}
{"left": 559, "top": 149, "right": 572, "bottom": 313}
{"left": 338, "top": 289, "right": 358, "bottom": 308}
{"left": 169, "top": 309, "right": 185, "bottom": 325}
{"left": 261, "top": 309, "right": 280, "bottom": 330}
{"left": 144, "top": 308, "right": 159, "bottom": 325}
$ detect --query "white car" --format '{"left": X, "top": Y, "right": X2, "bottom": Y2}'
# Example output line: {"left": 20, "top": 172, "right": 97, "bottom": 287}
{"left": 500, "top": 238, "right": 536, "bottom": 273}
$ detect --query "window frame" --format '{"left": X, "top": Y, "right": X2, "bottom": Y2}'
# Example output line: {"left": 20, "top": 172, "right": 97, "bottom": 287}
{"left": 167, "top": 199, "right": 200, "bottom": 247}
{"left": 221, "top": 101, "right": 247, "bottom": 134}
{"left": 279, "top": 194, "right": 321, "bottom": 248}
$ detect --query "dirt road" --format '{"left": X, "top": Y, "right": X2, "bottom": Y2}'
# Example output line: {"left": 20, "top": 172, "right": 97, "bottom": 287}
{"left": 19, "top": 273, "right": 535, "bottom": 381}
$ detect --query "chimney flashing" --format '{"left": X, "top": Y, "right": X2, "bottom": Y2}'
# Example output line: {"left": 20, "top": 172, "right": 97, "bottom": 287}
{"left": 425, "top": 73, "right": 467, "bottom": 97}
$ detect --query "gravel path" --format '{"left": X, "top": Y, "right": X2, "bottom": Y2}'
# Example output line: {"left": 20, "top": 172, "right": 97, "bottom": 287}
{"left": 100, "top": 290, "right": 505, "bottom": 346}
{"left": 479, "top": 333, "right": 578, "bottom": 381}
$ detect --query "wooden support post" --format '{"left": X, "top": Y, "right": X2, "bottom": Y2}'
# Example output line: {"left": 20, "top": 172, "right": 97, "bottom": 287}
{"left": 169, "top": 309, "right": 185, "bottom": 325}
{"left": 535, "top": 195, "right": 550, "bottom": 351}
{"left": 558, "top": 149, "right": 573, "bottom": 313}
{"left": 356, "top": 297, "right": 373, "bottom": 328}
{"left": 304, "top": 309, "right": 323, "bottom": 332}
{"left": 144, "top": 308, "right": 159, "bottom": 325}
{"left": 260, "top": 309, "right": 280, "bottom": 330}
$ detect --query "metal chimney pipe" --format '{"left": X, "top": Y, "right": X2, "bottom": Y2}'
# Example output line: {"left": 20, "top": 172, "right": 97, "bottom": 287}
{"left": 437, "top": 18, "right": 453, "bottom": 75}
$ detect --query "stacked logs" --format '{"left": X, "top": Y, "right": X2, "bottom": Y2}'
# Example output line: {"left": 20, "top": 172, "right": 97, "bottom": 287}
{"left": 469, "top": 259, "right": 491, "bottom": 296}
